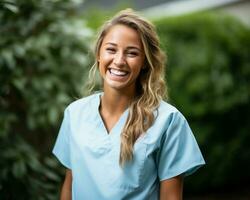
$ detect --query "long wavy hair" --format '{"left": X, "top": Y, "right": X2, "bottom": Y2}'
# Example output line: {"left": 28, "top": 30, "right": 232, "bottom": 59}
{"left": 88, "top": 9, "right": 167, "bottom": 166}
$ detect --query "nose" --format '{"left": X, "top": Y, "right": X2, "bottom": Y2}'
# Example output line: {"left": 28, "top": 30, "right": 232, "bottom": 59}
{"left": 114, "top": 51, "right": 126, "bottom": 66}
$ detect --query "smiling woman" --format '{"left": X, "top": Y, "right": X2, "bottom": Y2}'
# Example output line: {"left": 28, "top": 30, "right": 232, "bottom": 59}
{"left": 52, "top": 8, "right": 205, "bottom": 200}
{"left": 98, "top": 24, "right": 145, "bottom": 94}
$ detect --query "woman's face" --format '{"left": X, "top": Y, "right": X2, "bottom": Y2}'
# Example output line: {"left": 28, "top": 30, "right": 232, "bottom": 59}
{"left": 98, "top": 24, "right": 145, "bottom": 94}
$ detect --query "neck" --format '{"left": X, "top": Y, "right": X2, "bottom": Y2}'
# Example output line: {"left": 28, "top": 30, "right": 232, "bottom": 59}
{"left": 101, "top": 87, "right": 135, "bottom": 115}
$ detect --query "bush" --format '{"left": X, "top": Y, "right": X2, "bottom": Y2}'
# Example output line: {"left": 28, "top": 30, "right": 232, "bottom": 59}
{"left": 155, "top": 12, "right": 250, "bottom": 193}
{"left": 0, "top": 0, "right": 92, "bottom": 199}
{"left": 1, "top": 2, "right": 250, "bottom": 197}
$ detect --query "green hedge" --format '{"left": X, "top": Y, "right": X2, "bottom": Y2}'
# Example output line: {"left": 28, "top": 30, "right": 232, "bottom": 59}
{"left": 0, "top": 0, "right": 93, "bottom": 199}
{"left": 155, "top": 12, "right": 250, "bottom": 192}
{"left": 1, "top": 1, "right": 250, "bottom": 198}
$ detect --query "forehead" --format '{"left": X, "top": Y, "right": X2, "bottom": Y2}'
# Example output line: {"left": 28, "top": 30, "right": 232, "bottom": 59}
{"left": 102, "top": 24, "right": 143, "bottom": 48}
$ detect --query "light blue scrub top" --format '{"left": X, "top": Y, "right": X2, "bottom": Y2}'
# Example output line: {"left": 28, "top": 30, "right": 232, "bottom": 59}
{"left": 53, "top": 92, "right": 205, "bottom": 200}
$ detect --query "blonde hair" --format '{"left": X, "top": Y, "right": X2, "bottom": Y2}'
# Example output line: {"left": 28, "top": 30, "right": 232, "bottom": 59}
{"left": 88, "top": 9, "right": 167, "bottom": 166}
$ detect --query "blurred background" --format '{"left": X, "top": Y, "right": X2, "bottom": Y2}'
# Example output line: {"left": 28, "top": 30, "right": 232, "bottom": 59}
{"left": 0, "top": 0, "right": 250, "bottom": 199}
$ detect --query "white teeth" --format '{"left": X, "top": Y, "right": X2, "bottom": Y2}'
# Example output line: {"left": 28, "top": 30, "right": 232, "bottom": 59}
{"left": 110, "top": 68, "right": 128, "bottom": 76}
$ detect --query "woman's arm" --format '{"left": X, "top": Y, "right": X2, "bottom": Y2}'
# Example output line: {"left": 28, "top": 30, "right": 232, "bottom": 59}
{"left": 60, "top": 169, "right": 72, "bottom": 200}
{"left": 160, "top": 175, "right": 183, "bottom": 200}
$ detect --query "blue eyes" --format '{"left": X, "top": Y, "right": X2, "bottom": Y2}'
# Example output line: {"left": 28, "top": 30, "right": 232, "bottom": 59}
{"left": 106, "top": 48, "right": 138, "bottom": 57}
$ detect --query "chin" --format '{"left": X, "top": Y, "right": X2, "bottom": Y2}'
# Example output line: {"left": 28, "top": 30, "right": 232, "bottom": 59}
{"left": 108, "top": 84, "right": 127, "bottom": 90}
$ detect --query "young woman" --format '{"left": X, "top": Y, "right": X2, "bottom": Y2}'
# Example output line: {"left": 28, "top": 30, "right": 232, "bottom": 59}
{"left": 53, "top": 9, "right": 205, "bottom": 200}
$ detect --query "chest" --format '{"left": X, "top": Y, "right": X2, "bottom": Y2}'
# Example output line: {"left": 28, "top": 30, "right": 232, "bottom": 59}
{"left": 69, "top": 120, "right": 159, "bottom": 192}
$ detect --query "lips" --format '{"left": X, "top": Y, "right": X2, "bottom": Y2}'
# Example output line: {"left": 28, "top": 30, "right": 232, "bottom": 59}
{"left": 108, "top": 68, "right": 129, "bottom": 76}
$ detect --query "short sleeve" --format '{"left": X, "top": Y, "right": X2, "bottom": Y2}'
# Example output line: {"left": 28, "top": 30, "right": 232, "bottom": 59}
{"left": 52, "top": 108, "right": 71, "bottom": 169}
{"left": 156, "top": 111, "right": 205, "bottom": 181}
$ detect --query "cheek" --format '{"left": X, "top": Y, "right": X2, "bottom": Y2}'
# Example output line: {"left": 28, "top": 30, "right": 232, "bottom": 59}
{"left": 98, "top": 54, "right": 110, "bottom": 71}
{"left": 131, "top": 59, "right": 144, "bottom": 74}
{"left": 99, "top": 50, "right": 113, "bottom": 63}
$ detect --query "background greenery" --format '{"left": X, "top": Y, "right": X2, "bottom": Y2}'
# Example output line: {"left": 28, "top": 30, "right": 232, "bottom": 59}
{"left": 1, "top": 0, "right": 250, "bottom": 199}
{"left": 155, "top": 13, "right": 250, "bottom": 196}
{"left": 0, "top": 0, "right": 92, "bottom": 199}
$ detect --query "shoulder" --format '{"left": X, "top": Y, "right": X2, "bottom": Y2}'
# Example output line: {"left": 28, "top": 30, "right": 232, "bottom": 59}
{"left": 64, "top": 92, "right": 100, "bottom": 118}
{"left": 144, "top": 100, "right": 190, "bottom": 149}
{"left": 68, "top": 93, "right": 98, "bottom": 110}
{"left": 156, "top": 101, "right": 196, "bottom": 143}
{"left": 151, "top": 100, "right": 190, "bottom": 136}
{"left": 156, "top": 100, "right": 186, "bottom": 122}
{"left": 158, "top": 100, "right": 178, "bottom": 114}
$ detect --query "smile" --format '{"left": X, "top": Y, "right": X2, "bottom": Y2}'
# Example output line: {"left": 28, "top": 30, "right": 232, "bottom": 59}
{"left": 108, "top": 68, "right": 129, "bottom": 76}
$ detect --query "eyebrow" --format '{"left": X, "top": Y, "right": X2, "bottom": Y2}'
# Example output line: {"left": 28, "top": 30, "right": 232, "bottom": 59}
{"left": 104, "top": 42, "right": 142, "bottom": 52}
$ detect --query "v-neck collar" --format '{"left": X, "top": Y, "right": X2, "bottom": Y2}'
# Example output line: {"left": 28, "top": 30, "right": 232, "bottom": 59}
{"left": 95, "top": 92, "right": 129, "bottom": 135}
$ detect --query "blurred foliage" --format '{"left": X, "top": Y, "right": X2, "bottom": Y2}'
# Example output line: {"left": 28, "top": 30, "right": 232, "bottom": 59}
{"left": 81, "top": 2, "right": 133, "bottom": 30}
{"left": 0, "top": 137, "right": 63, "bottom": 199}
{"left": 155, "top": 12, "right": 250, "bottom": 193}
{"left": 1, "top": 0, "right": 250, "bottom": 198}
{"left": 0, "top": 0, "right": 92, "bottom": 199}
{"left": 82, "top": 7, "right": 114, "bottom": 30}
